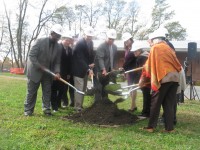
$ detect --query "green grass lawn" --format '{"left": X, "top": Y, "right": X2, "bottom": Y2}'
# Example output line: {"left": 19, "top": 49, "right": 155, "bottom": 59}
{"left": 0, "top": 74, "right": 200, "bottom": 150}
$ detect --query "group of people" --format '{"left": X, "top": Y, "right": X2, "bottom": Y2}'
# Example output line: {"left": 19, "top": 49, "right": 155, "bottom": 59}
{"left": 23, "top": 24, "right": 118, "bottom": 115}
{"left": 24, "top": 23, "right": 186, "bottom": 133}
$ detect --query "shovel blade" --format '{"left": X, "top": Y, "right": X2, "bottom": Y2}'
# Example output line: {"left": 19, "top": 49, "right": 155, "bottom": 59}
{"left": 85, "top": 87, "right": 96, "bottom": 96}
{"left": 105, "top": 83, "right": 121, "bottom": 92}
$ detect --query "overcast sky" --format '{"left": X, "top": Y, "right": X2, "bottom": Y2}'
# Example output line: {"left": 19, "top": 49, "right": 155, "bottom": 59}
{"left": 0, "top": 0, "right": 199, "bottom": 41}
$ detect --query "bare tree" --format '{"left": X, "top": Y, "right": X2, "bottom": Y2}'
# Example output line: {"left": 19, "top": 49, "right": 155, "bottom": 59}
{"left": 104, "top": 0, "right": 127, "bottom": 30}
{"left": 0, "top": 22, "right": 12, "bottom": 70}
{"left": 0, "top": 17, "right": 12, "bottom": 71}
{"left": 16, "top": 0, "right": 28, "bottom": 68}
{"left": 4, "top": 1, "right": 20, "bottom": 67}
{"left": 25, "top": 0, "right": 58, "bottom": 62}
{"left": 120, "top": 0, "right": 140, "bottom": 36}
{"left": 76, "top": 1, "right": 103, "bottom": 27}
{"left": 52, "top": 6, "right": 76, "bottom": 30}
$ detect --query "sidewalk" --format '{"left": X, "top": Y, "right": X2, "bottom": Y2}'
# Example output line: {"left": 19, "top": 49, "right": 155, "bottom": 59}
{"left": 184, "top": 85, "right": 200, "bottom": 100}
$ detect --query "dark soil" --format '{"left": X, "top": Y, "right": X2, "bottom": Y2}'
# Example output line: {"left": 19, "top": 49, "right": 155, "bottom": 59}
{"left": 63, "top": 98, "right": 138, "bottom": 126}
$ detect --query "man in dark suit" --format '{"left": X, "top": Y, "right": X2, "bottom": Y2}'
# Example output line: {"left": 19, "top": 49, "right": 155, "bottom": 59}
{"left": 51, "top": 30, "right": 74, "bottom": 112}
{"left": 72, "top": 26, "right": 95, "bottom": 112}
{"left": 94, "top": 29, "right": 118, "bottom": 101}
{"left": 24, "top": 24, "right": 63, "bottom": 116}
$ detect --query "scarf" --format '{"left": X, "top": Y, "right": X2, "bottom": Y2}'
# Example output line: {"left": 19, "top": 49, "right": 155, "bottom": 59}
{"left": 142, "top": 42, "right": 182, "bottom": 91}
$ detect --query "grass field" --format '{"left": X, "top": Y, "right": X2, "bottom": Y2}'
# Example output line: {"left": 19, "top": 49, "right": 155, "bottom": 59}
{"left": 0, "top": 73, "right": 200, "bottom": 150}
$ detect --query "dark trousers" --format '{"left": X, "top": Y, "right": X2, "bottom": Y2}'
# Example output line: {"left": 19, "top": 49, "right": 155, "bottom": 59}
{"left": 63, "top": 77, "right": 74, "bottom": 106}
{"left": 94, "top": 73, "right": 109, "bottom": 102}
{"left": 51, "top": 77, "right": 75, "bottom": 110}
{"left": 141, "top": 87, "right": 151, "bottom": 116}
{"left": 148, "top": 82, "right": 178, "bottom": 131}
{"left": 24, "top": 75, "right": 52, "bottom": 114}
{"left": 162, "top": 94, "right": 178, "bottom": 125}
{"left": 51, "top": 80, "right": 62, "bottom": 111}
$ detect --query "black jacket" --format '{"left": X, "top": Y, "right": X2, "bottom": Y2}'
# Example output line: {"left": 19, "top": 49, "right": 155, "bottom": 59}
{"left": 123, "top": 50, "right": 136, "bottom": 71}
{"left": 72, "top": 38, "right": 94, "bottom": 78}
{"left": 60, "top": 44, "right": 73, "bottom": 79}
{"left": 134, "top": 51, "right": 149, "bottom": 83}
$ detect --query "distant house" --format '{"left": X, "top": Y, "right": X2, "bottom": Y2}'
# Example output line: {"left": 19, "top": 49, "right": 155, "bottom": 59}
{"left": 93, "top": 40, "right": 200, "bottom": 81}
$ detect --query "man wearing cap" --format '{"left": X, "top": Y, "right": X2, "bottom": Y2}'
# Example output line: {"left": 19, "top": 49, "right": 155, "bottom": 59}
{"left": 72, "top": 26, "right": 95, "bottom": 112}
{"left": 140, "top": 29, "right": 182, "bottom": 132}
{"left": 51, "top": 30, "right": 74, "bottom": 112}
{"left": 94, "top": 29, "right": 118, "bottom": 101}
{"left": 24, "top": 24, "right": 63, "bottom": 116}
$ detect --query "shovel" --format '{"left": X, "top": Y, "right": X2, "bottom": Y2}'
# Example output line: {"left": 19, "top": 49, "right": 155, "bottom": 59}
{"left": 124, "top": 67, "right": 143, "bottom": 74}
{"left": 43, "top": 68, "right": 85, "bottom": 95}
{"left": 113, "top": 82, "right": 150, "bottom": 96}
{"left": 110, "top": 82, "right": 150, "bottom": 103}
{"left": 113, "top": 86, "right": 141, "bottom": 104}
{"left": 104, "top": 66, "right": 144, "bottom": 92}
{"left": 105, "top": 83, "right": 139, "bottom": 94}
{"left": 85, "top": 74, "right": 96, "bottom": 96}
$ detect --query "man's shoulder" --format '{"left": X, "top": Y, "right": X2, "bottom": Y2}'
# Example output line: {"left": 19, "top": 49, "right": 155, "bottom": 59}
{"left": 34, "top": 37, "right": 49, "bottom": 44}
{"left": 112, "top": 43, "right": 117, "bottom": 49}
{"left": 97, "top": 42, "right": 107, "bottom": 48}
{"left": 38, "top": 37, "right": 49, "bottom": 41}
{"left": 76, "top": 38, "right": 85, "bottom": 44}
{"left": 57, "top": 43, "right": 63, "bottom": 50}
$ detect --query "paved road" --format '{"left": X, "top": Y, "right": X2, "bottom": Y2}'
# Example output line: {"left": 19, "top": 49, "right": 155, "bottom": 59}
{"left": 183, "top": 85, "right": 200, "bottom": 100}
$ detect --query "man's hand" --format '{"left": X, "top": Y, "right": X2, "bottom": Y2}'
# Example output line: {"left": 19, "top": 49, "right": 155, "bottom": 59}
{"left": 89, "top": 63, "right": 95, "bottom": 69}
{"left": 88, "top": 69, "right": 94, "bottom": 78}
{"left": 102, "top": 68, "right": 107, "bottom": 76}
{"left": 54, "top": 73, "right": 61, "bottom": 80}
{"left": 139, "top": 77, "right": 150, "bottom": 87}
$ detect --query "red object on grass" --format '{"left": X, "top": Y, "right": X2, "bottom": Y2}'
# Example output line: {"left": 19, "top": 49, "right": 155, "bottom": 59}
{"left": 10, "top": 68, "right": 24, "bottom": 75}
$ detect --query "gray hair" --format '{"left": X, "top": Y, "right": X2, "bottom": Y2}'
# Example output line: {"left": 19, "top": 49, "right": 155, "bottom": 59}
{"left": 152, "top": 38, "right": 164, "bottom": 45}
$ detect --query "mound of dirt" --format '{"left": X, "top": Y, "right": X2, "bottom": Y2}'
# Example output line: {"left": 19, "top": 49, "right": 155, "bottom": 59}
{"left": 63, "top": 98, "right": 138, "bottom": 126}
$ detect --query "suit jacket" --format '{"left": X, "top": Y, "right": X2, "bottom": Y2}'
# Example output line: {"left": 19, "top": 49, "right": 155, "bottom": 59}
{"left": 25, "top": 37, "right": 62, "bottom": 83}
{"left": 72, "top": 38, "right": 94, "bottom": 78}
{"left": 134, "top": 51, "right": 149, "bottom": 83}
{"left": 123, "top": 50, "right": 136, "bottom": 71}
{"left": 60, "top": 44, "right": 73, "bottom": 79}
{"left": 94, "top": 41, "right": 118, "bottom": 73}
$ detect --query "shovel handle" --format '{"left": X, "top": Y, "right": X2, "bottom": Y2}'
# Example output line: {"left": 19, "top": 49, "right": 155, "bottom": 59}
{"left": 128, "top": 82, "right": 151, "bottom": 93}
{"left": 91, "top": 74, "right": 94, "bottom": 84}
{"left": 43, "top": 68, "right": 84, "bottom": 95}
{"left": 59, "top": 77, "right": 85, "bottom": 95}
{"left": 121, "top": 84, "right": 139, "bottom": 89}
{"left": 125, "top": 67, "right": 143, "bottom": 74}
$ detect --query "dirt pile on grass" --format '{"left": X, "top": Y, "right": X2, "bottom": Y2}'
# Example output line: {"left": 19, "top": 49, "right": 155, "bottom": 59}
{"left": 64, "top": 98, "right": 138, "bottom": 126}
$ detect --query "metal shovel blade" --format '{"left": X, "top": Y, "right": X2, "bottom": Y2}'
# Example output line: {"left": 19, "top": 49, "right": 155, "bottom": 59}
{"left": 107, "top": 86, "right": 140, "bottom": 97}
{"left": 85, "top": 87, "right": 96, "bottom": 96}
{"left": 105, "top": 83, "right": 139, "bottom": 94}
{"left": 105, "top": 83, "right": 122, "bottom": 92}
